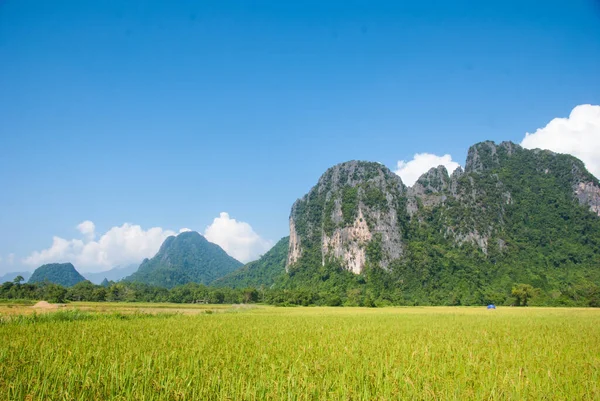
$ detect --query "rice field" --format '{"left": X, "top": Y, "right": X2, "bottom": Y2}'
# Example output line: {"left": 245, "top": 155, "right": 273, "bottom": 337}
{"left": 1, "top": 304, "right": 599, "bottom": 400}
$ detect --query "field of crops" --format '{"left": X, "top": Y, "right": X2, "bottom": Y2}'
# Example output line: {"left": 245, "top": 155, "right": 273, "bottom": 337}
{"left": 1, "top": 304, "right": 599, "bottom": 400}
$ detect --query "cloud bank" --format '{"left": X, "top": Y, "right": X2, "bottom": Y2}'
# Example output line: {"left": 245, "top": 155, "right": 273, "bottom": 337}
{"left": 23, "top": 223, "right": 182, "bottom": 272}
{"left": 22, "top": 213, "right": 271, "bottom": 272}
{"left": 395, "top": 153, "right": 461, "bottom": 186}
{"left": 204, "top": 212, "right": 273, "bottom": 263}
{"left": 521, "top": 104, "right": 600, "bottom": 178}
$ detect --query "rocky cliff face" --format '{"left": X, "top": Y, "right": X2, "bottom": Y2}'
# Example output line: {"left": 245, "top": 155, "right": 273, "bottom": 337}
{"left": 288, "top": 141, "right": 600, "bottom": 274}
{"left": 408, "top": 165, "right": 452, "bottom": 209}
{"left": 576, "top": 182, "right": 600, "bottom": 216}
{"left": 464, "top": 140, "right": 518, "bottom": 173}
{"left": 288, "top": 161, "right": 407, "bottom": 273}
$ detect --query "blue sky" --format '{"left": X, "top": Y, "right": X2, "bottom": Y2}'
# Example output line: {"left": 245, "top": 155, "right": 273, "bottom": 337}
{"left": 1, "top": 0, "right": 600, "bottom": 273}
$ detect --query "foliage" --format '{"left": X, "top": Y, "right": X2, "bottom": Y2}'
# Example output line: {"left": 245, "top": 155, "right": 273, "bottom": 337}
{"left": 0, "top": 279, "right": 254, "bottom": 305}
{"left": 341, "top": 185, "right": 358, "bottom": 224}
{"left": 125, "top": 231, "right": 242, "bottom": 288}
{"left": 511, "top": 283, "right": 539, "bottom": 306}
{"left": 365, "top": 233, "right": 383, "bottom": 264}
{"left": 212, "top": 237, "right": 289, "bottom": 289}
{"left": 28, "top": 263, "right": 86, "bottom": 287}
{"left": 362, "top": 184, "right": 388, "bottom": 210}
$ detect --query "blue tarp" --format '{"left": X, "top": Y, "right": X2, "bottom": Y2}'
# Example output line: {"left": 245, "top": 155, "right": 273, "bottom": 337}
{"left": 487, "top": 304, "right": 496, "bottom": 309}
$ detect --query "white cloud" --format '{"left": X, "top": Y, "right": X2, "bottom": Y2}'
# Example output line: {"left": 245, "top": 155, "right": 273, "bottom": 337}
{"left": 521, "top": 104, "right": 600, "bottom": 177}
{"left": 7, "top": 254, "right": 14, "bottom": 265}
{"left": 23, "top": 214, "right": 272, "bottom": 272}
{"left": 77, "top": 220, "right": 96, "bottom": 240}
{"left": 204, "top": 212, "right": 273, "bottom": 263}
{"left": 23, "top": 222, "right": 178, "bottom": 273}
{"left": 394, "top": 153, "right": 461, "bottom": 186}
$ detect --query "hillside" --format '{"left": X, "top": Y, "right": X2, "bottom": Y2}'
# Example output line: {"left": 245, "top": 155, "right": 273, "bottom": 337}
{"left": 28, "top": 263, "right": 86, "bottom": 287}
{"left": 212, "top": 237, "right": 289, "bottom": 288}
{"left": 283, "top": 141, "right": 600, "bottom": 306}
{"left": 126, "top": 231, "right": 242, "bottom": 288}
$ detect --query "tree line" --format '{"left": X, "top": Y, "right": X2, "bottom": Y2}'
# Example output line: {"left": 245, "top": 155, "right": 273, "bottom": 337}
{"left": 1, "top": 276, "right": 598, "bottom": 307}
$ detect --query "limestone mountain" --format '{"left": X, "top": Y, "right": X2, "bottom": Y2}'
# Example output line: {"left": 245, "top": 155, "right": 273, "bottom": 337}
{"left": 285, "top": 141, "right": 600, "bottom": 306}
{"left": 28, "top": 263, "right": 86, "bottom": 287}
{"left": 126, "top": 231, "right": 242, "bottom": 288}
{"left": 212, "top": 237, "right": 289, "bottom": 289}
{"left": 288, "top": 160, "right": 408, "bottom": 274}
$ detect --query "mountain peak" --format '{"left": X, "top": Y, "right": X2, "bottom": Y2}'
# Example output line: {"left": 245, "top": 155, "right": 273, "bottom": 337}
{"left": 28, "top": 262, "right": 86, "bottom": 287}
{"left": 464, "top": 140, "right": 521, "bottom": 173}
{"left": 413, "top": 165, "right": 451, "bottom": 194}
{"left": 158, "top": 230, "right": 205, "bottom": 250}
{"left": 314, "top": 160, "right": 404, "bottom": 193}
{"left": 289, "top": 159, "right": 407, "bottom": 274}
{"left": 126, "top": 231, "right": 242, "bottom": 288}
{"left": 175, "top": 230, "right": 204, "bottom": 240}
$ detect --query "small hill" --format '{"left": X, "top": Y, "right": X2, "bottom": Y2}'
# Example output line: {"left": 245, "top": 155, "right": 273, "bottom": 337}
{"left": 125, "top": 231, "right": 242, "bottom": 288}
{"left": 28, "top": 263, "right": 86, "bottom": 287}
{"left": 0, "top": 271, "right": 31, "bottom": 284}
{"left": 212, "top": 237, "right": 289, "bottom": 288}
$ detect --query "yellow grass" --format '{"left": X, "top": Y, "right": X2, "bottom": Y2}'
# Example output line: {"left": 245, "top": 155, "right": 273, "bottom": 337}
{"left": 1, "top": 304, "right": 599, "bottom": 400}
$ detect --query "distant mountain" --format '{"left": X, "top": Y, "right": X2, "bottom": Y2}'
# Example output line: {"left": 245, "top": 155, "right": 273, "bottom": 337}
{"left": 212, "top": 237, "right": 289, "bottom": 288}
{"left": 84, "top": 264, "right": 139, "bottom": 284}
{"left": 28, "top": 263, "right": 86, "bottom": 287}
{"left": 0, "top": 271, "right": 31, "bottom": 284}
{"left": 125, "top": 231, "right": 243, "bottom": 288}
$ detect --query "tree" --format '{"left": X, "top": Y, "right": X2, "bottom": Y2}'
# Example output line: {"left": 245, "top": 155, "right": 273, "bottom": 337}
{"left": 511, "top": 283, "right": 538, "bottom": 306}
{"left": 67, "top": 280, "right": 97, "bottom": 302}
{"left": 363, "top": 293, "right": 376, "bottom": 308}
{"left": 13, "top": 275, "right": 24, "bottom": 284}
{"left": 242, "top": 288, "right": 258, "bottom": 303}
{"left": 44, "top": 284, "right": 67, "bottom": 303}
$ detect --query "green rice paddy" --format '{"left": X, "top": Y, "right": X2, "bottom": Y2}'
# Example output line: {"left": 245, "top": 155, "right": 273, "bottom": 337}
{"left": 1, "top": 304, "right": 599, "bottom": 400}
